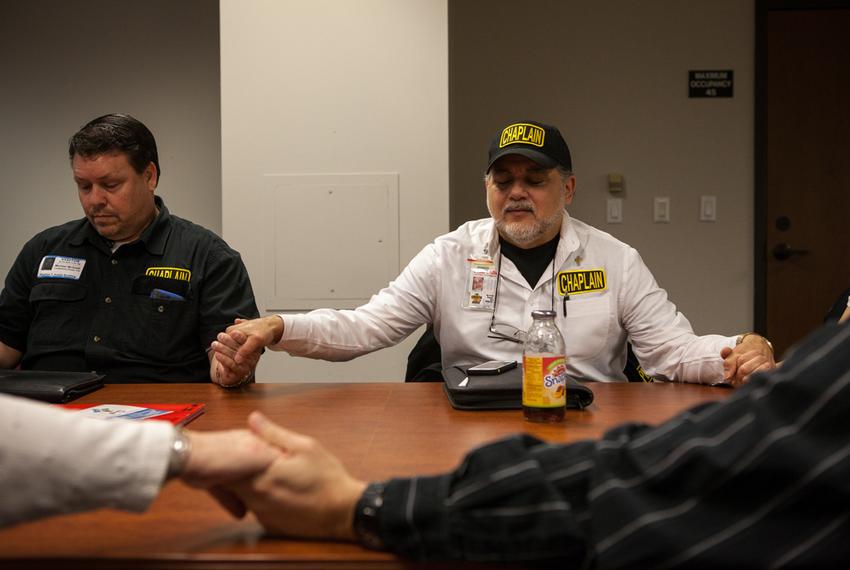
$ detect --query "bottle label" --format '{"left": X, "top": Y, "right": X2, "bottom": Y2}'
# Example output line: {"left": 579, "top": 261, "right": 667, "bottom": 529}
{"left": 522, "top": 355, "right": 567, "bottom": 408}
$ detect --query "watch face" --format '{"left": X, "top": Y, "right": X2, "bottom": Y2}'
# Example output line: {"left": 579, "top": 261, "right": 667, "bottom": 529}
{"left": 354, "top": 481, "right": 386, "bottom": 550}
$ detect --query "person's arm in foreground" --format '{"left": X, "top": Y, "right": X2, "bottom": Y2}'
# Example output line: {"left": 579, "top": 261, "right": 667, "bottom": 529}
{"left": 233, "top": 322, "right": 850, "bottom": 567}
{"left": 0, "top": 394, "right": 280, "bottom": 528}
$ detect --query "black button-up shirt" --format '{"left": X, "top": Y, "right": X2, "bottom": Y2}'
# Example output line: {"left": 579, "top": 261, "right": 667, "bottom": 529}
{"left": 0, "top": 196, "right": 258, "bottom": 383}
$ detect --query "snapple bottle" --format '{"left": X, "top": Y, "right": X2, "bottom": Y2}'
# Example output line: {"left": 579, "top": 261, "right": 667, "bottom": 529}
{"left": 522, "top": 310, "right": 567, "bottom": 423}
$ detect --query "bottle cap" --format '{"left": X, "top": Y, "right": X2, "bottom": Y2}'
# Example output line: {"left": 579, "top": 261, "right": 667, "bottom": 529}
{"left": 531, "top": 310, "right": 556, "bottom": 319}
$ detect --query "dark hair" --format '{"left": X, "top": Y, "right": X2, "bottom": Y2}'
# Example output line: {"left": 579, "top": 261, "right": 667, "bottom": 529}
{"left": 68, "top": 113, "right": 161, "bottom": 180}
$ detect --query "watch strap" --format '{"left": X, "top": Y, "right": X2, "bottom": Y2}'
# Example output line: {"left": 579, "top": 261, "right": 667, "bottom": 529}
{"left": 166, "top": 427, "right": 191, "bottom": 480}
{"left": 736, "top": 332, "right": 774, "bottom": 355}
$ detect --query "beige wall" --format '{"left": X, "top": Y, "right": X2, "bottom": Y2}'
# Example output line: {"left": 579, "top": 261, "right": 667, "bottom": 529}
{"left": 450, "top": 0, "right": 754, "bottom": 335}
{"left": 0, "top": 0, "right": 222, "bottom": 276}
{"left": 221, "top": 0, "right": 449, "bottom": 382}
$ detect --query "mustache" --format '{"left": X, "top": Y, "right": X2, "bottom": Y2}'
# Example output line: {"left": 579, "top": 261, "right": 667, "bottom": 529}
{"left": 88, "top": 207, "right": 115, "bottom": 216}
{"left": 503, "top": 200, "right": 535, "bottom": 214}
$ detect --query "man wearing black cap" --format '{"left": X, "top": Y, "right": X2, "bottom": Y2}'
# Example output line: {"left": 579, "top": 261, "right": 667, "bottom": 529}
{"left": 212, "top": 120, "right": 774, "bottom": 386}
{"left": 0, "top": 113, "right": 259, "bottom": 386}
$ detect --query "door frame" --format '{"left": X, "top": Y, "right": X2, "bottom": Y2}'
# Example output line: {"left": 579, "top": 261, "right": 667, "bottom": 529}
{"left": 754, "top": 0, "right": 850, "bottom": 332}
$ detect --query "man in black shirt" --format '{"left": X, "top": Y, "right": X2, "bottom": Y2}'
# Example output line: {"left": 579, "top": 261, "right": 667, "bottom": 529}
{"left": 0, "top": 114, "right": 259, "bottom": 385}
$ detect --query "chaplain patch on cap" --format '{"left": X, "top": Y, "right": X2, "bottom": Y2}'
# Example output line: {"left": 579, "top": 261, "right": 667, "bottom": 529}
{"left": 487, "top": 120, "right": 572, "bottom": 172}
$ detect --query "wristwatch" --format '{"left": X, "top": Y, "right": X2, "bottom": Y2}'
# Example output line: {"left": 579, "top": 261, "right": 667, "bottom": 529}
{"left": 736, "top": 332, "right": 775, "bottom": 355}
{"left": 166, "top": 427, "right": 191, "bottom": 479}
{"left": 353, "top": 481, "right": 387, "bottom": 550}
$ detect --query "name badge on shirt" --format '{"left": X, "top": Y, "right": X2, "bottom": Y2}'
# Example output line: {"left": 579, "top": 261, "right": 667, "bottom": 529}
{"left": 462, "top": 258, "right": 497, "bottom": 311}
{"left": 37, "top": 255, "right": 86, "bottom": 280}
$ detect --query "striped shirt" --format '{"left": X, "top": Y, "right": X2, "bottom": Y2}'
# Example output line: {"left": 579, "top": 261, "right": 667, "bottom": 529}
{"left": 376, "top": 322, "right": 850, "bottom": 567}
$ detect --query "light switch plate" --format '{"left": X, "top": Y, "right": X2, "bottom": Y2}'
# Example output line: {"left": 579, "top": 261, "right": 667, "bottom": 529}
{"left": 606, "top": 197, "right": 623, "bottom": 223}
{"left": 700, "top": 195, "right": 717, "bottom": 222}
{"left": 653, "top": 197, "right": 670, "bottom": 223}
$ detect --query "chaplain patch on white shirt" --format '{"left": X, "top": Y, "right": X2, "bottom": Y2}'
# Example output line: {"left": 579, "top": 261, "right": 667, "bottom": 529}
{"left": 37, "top": 255, "right": 86, "bottom": 280}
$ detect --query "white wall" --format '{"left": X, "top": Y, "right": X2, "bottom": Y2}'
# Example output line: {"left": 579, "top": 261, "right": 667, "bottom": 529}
{"left": 0, "top": 0, "right": 222, "bottom": 277}
{"left": 450, "top": 0, "right": 754, "bottom": 335}
{"left": 221, "top": 0, "right": 449, "bottom": 382}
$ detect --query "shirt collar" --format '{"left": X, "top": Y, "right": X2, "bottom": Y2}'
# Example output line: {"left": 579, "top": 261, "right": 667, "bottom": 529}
{"left": 138, "top": 195, "right": 171, "bottom": 255}
{"left": 554, "top": 211, "right": 583, "bottom": 268}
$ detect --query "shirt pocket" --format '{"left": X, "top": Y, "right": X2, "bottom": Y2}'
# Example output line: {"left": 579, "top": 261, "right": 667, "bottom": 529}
{"left": 28, "top": 282, "right": 88, "bottom": 348}
{"left": 128, "top": 292, "right": 196, "bottom": 359}
{"left": 30, "top": 281, "right": 87, "bottom": 303}
{"left": 131, "top": 275, "right": 192, "bottom": 300}
{"left": 561, "top": 295, "right": 612, "bottom": 361}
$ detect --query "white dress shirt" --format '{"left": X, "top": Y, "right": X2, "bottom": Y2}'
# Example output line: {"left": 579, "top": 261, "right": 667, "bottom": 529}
{"left": 276, "top": 214, "right": 736, "bottom": 383}
{"left": 0, "top": 394, "right": 173, "bottom": 528}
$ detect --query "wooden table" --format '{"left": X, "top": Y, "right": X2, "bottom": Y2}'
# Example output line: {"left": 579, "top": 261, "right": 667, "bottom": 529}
{"left": 0, "top": 381, "right": 730, "bottom": 569}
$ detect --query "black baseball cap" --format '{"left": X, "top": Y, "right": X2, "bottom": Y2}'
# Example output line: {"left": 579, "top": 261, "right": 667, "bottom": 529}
{"left": 486, "top": 120, "right": 572, "bottom": 172}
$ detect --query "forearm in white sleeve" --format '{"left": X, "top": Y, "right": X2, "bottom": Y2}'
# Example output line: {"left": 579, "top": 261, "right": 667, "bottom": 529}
{"left": 620, "top": 248, "right": 736, "bottom": 384}
{"left": 0, "top": 394, "right": 173, "bottom": 528}
{"left": 274, "top": 244, "right": 439, "bottom": 360}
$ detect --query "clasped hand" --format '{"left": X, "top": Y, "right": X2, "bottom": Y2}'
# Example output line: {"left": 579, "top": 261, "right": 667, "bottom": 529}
{"left": 719, "top": 334, "right": 776, "bottom": 386}
{"left": 210, "top": 316, "right": 283, "bottom": 386}
{"left": 181, "top": 412, "right": 365, "bottom": 540}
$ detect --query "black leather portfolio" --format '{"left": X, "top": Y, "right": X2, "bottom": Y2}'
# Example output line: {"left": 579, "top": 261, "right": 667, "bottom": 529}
{"left": 442, "top": 365, "right": 594, "bottom": 411}
{"left": 0, "top": 370, "right": 105, "bottom": 403}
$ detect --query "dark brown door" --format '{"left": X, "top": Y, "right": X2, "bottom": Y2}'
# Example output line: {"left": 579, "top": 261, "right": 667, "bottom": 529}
{"left": 763, "top": 7, "right": 850, "bottom": 356}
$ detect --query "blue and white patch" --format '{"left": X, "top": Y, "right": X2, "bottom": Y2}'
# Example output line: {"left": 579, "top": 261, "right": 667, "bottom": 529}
{"left": 37, "top": 255, "right": 86, "bottom": 280}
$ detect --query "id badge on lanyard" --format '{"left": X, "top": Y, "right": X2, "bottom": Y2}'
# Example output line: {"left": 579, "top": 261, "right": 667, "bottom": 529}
{"left": 462, "top": 257, "right": 497, "bottom": 311}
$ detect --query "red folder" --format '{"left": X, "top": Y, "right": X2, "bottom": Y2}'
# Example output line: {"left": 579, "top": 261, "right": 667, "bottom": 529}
{"left": 60, "top": 403, "right": 205, "bottom": 426}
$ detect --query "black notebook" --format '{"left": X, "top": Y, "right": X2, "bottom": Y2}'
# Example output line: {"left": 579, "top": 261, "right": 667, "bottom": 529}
{"left": 442, "top": 365, "right": 594, "bottom": 411}
{"left": 0, "top": 370, "right": 104, "bottom": 403}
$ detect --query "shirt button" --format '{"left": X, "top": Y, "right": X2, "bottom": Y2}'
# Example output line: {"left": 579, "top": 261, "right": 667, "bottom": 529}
{"left": 104, "top": 297, "right": 112, "bottom": 304}
{"left": 111, "top": 259, "right": 118, "bottom": 265}
{"left": 93, "top": 335, "right": 101, "bottom": 343}
{"left": 157, "top": 305, "right": 165, "bottom": 313}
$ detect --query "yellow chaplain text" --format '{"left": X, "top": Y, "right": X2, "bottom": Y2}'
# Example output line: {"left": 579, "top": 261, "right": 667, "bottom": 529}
{"left": 145, "top": 267, "right": 191, "bottom": 281}
{"left": 499, "top": 123, "right": 545, "bottom": 148}
{"left": 558, "top": 269, "right": 607, "bottom": 296}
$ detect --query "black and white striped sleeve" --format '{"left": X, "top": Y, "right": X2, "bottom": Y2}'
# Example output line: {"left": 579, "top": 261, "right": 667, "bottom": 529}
{"left": 375, "top": 322, "right": 850, "bottom": 568}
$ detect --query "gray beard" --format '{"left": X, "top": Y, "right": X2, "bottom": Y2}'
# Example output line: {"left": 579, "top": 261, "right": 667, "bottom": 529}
{"left": 494, "top": 206, "right": 564, "bottom": 246}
